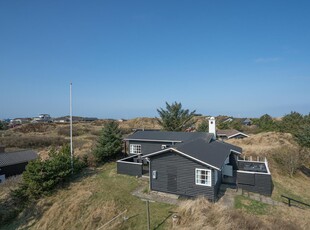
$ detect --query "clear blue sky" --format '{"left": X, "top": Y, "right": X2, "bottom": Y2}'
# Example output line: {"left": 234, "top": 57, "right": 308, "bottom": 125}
{"left": 1, "top": 1, "right": 309, "bottom": 119}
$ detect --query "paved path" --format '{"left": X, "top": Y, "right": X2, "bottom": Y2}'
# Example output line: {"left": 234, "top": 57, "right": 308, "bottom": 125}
{"left": 131, "top": 186, "right": 180, "bottom": 205}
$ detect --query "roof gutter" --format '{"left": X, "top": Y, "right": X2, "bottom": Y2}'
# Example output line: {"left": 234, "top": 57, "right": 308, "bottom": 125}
{"left": 142, "top": 147, "right": 221, "bottom": 171}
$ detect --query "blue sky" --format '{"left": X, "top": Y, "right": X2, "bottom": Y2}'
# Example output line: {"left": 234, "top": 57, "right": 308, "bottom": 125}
{"left": 1, "top": 1, "right": 309, "bottom": 119}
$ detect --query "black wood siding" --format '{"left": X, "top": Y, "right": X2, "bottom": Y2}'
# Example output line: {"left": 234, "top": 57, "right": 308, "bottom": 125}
{"left": 128, "top": 140, "right": 178, "bottom": 155}
{"left": 237, "top": 172, "right": 272, "bottom": 196}
{"left": 117, "top": 161, "right": 142, "bottom": 177}
{"left": 149, "top": 151, "right": 218, "bottom": 201}
{"left": 0, "top": 162, "right": 28, "bottom": 178}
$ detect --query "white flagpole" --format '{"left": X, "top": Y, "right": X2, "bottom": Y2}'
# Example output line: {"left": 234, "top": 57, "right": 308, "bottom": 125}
{"left": 70, "top": 82, "right": 73, "bottom": 173}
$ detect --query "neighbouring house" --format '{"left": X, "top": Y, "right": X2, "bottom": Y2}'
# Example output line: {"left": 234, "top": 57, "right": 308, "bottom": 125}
{"left": 54, "top": 116, "right": 70, "bottom": 123}
{"left": 10, "top": 118, "right": 32, "bottom": 125}
{"left": 242, "top": 118, "right": 252, "bottom": 126}
{"left": 0, "top": 146, "right": 38, "bottom": 183}
{"left": 222, "top": 117, "right": 234, "bottom": 123}
{"left": 82, "top": 117, "right": 98, "bottom": 122}
{"left": 32, "top": 114, "right": 52, "bottom": 123}
{"left": 217, "top": 129, "right": 249, "bottom": 140}
{"left": 117, "top": 117, "right": 272, "bottom": 201}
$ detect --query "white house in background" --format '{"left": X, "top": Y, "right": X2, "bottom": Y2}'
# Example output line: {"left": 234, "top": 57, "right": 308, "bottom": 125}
{"left": 217, "top": 129, "right": 249, "bottom": 140}
{"left": 32, "top": 114, "right": 52, "bottom": 123}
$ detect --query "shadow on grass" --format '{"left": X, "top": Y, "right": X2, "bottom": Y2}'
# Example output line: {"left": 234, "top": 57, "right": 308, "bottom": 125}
{"left": 0, "top": 201, "right": 53, "bottom": 230}
{"left": 153, "top": 212, "right": 174, "bottom": 230}
{"left": 300, "top": 166, "right": 310, "bottom": 177}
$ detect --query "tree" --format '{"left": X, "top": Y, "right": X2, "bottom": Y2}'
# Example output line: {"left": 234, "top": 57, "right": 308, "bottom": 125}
{"left": 256, "top": 114, "right": 277, "bottom": 132}
{"left": 93, "top": 121, "right": 122, "bottom": 163}
{"left": 156, "top": 102, "right": 196, "bottom": 131}
{"left": 16, "top": 145, "right": 84, "bottom": 199}
{"left": 294, "top": 124, "right": 310, "bottom": 149}
{"left": 279, "top": 111, "right": 304, "bottom": 134}
{"left": 197, "top": 120, "right": 209, "bottom": 132}
{"left": 0, "top": 121, "right": 8, "bottom": 130}
{"left": 294, "top": 124, "right": 310, "bottom": 167}
{"left": 273, "top": 147, "right": 302, "bottom": 177}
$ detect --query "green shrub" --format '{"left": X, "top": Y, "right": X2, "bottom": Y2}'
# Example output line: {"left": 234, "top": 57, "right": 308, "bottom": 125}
{"left": 93, "top": 121, "right": 122, "bottom": 163}
{"left": 13, "top": 145, "right": 85, "bottom": 200}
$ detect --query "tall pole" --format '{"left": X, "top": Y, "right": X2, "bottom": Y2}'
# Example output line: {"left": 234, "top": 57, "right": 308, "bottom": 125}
{"left": 70, "top": 82, "right": 73, "bottom": 173}
{"left": 146, "top": 200, "right": 150, "bottom": 230}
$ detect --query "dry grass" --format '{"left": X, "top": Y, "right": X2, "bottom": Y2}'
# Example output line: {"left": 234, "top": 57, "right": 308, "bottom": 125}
{"left": 0, "top": 176, "right": 22, "bottom": 200}
{"left": 173, "top": 197, "right": 308, "bottom": 230}
{"left": 2, "top": 163, "right": 174, "bottom": 230}
{"left": 227, "top": 132, "right": 296, "bottom": 157}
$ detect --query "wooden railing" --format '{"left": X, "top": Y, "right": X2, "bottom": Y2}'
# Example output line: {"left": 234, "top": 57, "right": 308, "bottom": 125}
{"left": 281, "top": 195, "right": 310, "bottom": 208}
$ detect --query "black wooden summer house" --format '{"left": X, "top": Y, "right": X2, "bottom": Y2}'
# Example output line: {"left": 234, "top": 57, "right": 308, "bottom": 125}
{"left": 117, "top": 118, "right": 272, "bottom": 201}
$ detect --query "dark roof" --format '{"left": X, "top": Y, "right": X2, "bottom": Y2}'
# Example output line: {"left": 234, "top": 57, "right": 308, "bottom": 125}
{"left": 242, "top": 118, "right": 252, "bottom": 123}
{"left": 175, "top": 138, "right": 241, "bottom": 169}
{"left": 217, "top": 129, "right": 249, "bottom": 138}
{"left": 143, "top": 137, "right": 242, "bottom": 170}
{"left": 125, "top": 130, "right": 213, "bottom": 143}
{"left": 0, "top": 150, "right": 38, "bottom": 167}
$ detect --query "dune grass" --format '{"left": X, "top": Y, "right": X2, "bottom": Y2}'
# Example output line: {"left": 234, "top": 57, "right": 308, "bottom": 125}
{"left": 234, "top": 195, "right": 269, "bottom": 215}
{"left": 1, "top": 163, "right": 175, "bottom": 230}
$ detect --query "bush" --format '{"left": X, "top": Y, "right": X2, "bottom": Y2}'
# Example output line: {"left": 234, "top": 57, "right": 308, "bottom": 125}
{"left": 255, "top": 114, "right": 278, "bottom": 132}
{"left": 272, "top": 147, "right": 306, "bottom": 177}
{"left": 197, "top": 120, "right": 209, "bottom": 132}
{"left": 13, "top": 145, "right": 85, "bottom": 200}
{"left": 0, "top": 136, "right": 67, "bottom": 148}
{"left": 0, "top": 121, "right": 8, "bottom": 130}
{"left": 93, "top": 121, "right": 122, "bottom": 163}
{"left": 13, "top": 123, "right": 56, "bottom": 133}
{"left": 279, "top": 111, "right": 304, "bottom": 134}
{"left": 57, "top": 125, "right": 90, "bottom": 137}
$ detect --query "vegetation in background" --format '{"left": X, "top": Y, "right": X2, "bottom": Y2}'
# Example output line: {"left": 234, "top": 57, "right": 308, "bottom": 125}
{"left": 254, "top": 114, "right": 278, "bottom": 132}
{"left": 0, "top": 121, "right": 8, "bottom": 130}
{"left": 272, "top": 147, "right": 304, "bottom": 177}
{"left": 156, "top": 101, "right": 196, "bottom": 131}
{"left": 279, "top": 111, "right": 304, "bottom": 134}
{"left": 93, "top": 121, "right": 122, "bottom": 163}
{"left": 217, "top": 121, "right": 229, "bottom": 130}
{"left": 196, "top": 120, "right": 209, "bottom": 132}
{"left": 0, "top": 136, "right": 67, "bottom": 149}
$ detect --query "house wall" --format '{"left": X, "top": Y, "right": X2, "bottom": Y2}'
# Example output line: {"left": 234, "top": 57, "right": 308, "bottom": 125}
{"left": 237, "top": 172, "right": 272, "bottom": 196}
{"left": 128, "top": 140, "right": 178, "bottom": 155}
{"left": 0, "top": 162, "right": 29, "bottom": 178}
{"left": 150, "top": 151, "right": 218, "bottom": 201}
{"left": 229, "top": 153, "right": 239, "bottom": 170}
{"left": 117, "top": 161, "right": 143, "bottom": 177}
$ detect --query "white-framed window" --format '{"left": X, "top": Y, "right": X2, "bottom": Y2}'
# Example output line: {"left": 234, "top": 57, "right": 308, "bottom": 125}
{"left": 195, "top": 168, "right": 212, "bottom": 186}
{"left": 130, "top": 144, "right": 141, "bottom": 154}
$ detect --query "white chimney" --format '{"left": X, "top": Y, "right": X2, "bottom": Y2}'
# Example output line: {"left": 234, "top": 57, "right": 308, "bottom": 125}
{"left": 209, "top": 117, "right": 216, "bottom": 140}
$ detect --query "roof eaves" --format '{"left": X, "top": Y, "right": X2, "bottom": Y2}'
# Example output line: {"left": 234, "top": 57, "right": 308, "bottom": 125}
{"left": 123, "top": 138, "right": 183, "bottom": 143}
{"left": 142, "top": 147, "right": 221, "bottom": 171}
{"left": 227, "top": 132, "right": 249, "bottom": 139}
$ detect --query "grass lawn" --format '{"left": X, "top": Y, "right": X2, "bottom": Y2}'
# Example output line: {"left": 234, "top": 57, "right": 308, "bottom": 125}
{"left": 1, "top": 163, "right": 175, "bottom": 230}
{"left": 234, "top": 195, "right": 270, "bottom": 215}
